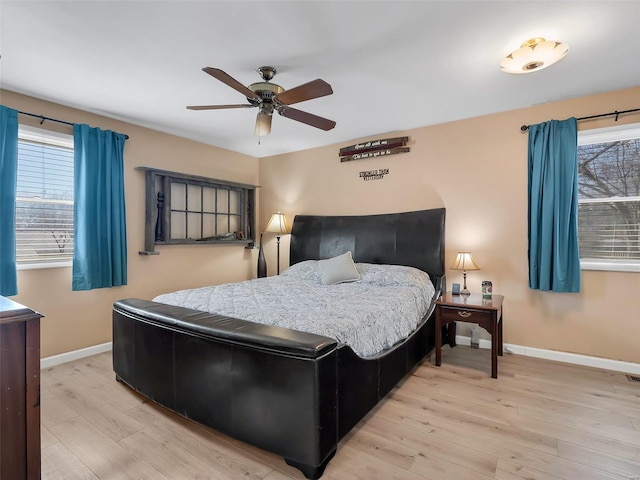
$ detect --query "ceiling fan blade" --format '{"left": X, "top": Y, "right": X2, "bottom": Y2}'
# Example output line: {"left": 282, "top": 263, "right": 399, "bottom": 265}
{"left": 202, "top": 67, "right": 261, "bottom": 101}
{"left": 274, "top": 79, "right": 333, "bottom": 106}
{"left": 187, "top": 104, "right": 255, "bottom": 110}
{"left": 278, "top": 106, "right": 336, "bottom": 131}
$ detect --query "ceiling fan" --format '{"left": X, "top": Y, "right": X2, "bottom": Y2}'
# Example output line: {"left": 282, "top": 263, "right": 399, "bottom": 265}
{"left": 187, "top": 66, "right": 336, "bottom": 136}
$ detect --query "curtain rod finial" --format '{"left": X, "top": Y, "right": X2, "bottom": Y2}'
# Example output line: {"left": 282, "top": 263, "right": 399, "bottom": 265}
{"left": 521, "top": 125, "right": 529, "bottom": 132}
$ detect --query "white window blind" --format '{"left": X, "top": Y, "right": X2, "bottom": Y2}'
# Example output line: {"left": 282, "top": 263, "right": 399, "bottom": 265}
{"left": 16, "top": 126, "right": 74, "bottom": 265}
{"left": 578, "top": 123, "right": 640, "bottom": 271}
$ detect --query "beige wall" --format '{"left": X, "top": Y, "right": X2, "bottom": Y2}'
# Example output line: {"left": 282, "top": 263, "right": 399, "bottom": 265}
{"left": 2, "top": 90, "right": 260, "bottom": 357}
{"left": 259, "top": 86, "right": 640, "bottom": 364}
{"left": 4, "top": 86, "right": 640, "bottom": 365}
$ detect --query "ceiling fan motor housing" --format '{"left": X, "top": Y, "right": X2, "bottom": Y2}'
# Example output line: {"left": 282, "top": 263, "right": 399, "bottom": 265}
{"left": 247, "top": 81, "right": 284, "bottom": 106}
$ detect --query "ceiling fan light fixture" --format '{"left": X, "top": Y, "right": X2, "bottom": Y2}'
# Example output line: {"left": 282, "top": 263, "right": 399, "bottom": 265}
{"left": 500, "top": 37, "right": 569, "bottom": 74}
{"left": 255, "top": 109, "right": 273, "bottom": 137}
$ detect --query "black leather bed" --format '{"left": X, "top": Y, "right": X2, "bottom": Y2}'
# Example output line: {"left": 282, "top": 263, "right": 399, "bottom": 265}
{"left": 112, "top": 207, "right": 446, "bottom": 479}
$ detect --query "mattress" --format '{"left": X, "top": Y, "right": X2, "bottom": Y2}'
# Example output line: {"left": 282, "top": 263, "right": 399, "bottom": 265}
{"left": 153, "top": 261, "right": 435, "bottom": 357}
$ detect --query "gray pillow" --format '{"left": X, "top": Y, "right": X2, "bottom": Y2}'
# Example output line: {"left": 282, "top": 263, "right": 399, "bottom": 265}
{"left": 318, "top": 251, "right": 361, "bottom": 285}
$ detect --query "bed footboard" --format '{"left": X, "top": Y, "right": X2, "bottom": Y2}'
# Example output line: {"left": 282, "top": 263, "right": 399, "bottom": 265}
{"left": 113, "top": 298, "right": 339, "bottom": 479}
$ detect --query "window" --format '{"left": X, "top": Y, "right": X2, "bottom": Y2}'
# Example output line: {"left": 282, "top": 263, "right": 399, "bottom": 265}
{"left": 138, "top": 167, "right": 256, "bottom": 254}
{"left": 578, "top": 123, "right": 640, "bottom": 272}
{"left": 15, "top": 126, "right": 74, "bottom": 267}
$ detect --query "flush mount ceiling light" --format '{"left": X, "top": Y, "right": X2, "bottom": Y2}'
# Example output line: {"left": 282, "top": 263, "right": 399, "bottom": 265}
{"left": 500, "top": 37, "right": 569, "bottom": 74}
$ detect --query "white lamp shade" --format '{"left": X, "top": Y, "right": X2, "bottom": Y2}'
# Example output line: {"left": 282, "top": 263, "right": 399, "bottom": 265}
{"left": 451, "top": 252, "right": 480, "bottom": 271}
{"left": 264, "top": 212, "right": 291, "bottom": 235}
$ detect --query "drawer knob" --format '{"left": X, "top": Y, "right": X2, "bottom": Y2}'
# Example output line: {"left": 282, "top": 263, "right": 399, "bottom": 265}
{"left": 457, "top": 311, "right": 472, "bottom": 318}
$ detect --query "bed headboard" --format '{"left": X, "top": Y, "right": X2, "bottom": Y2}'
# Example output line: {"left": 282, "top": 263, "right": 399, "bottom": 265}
{"left": 289, "top": 208, "right": 445, "bottom": 281}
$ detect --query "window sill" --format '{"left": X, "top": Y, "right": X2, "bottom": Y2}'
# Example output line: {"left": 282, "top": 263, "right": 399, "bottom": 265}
{"left": 580, "top": 260, "right": 640, "bottom": 273}
{"left": 157, "top": 239, "right": 254, "bottom": 246}
{"left": 17, "top": 261, "right": 72, "bottom": 271}
{"left": 139, "top": 239, "right": 256, "bottom": 255}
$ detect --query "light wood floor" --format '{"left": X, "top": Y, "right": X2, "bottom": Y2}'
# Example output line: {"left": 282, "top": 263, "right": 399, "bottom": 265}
{"left": 41, "top": 346, "right": 640, "bottom": 480}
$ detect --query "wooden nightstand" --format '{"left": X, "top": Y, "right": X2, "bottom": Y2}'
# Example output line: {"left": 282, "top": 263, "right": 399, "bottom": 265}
{"left": 435, "top": 292, "right": 504, "bottom": 378}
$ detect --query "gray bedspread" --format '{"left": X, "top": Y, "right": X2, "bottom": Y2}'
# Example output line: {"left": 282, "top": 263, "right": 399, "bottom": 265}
{"left": 153, "top": 261, "right": 435, "bottom": 357}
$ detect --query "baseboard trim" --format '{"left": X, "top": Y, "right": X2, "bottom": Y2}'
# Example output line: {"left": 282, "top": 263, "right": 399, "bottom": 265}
{"left": 41, "top": 337, "right": 640, "bottom": 376}
{"left": 455, "top": 335, "right": 640, "bottom": 375}
{"left": 41, "top": 342, "right": 112, "bottom": 369}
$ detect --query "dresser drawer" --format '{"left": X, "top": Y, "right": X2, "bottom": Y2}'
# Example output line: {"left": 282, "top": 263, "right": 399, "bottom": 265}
{"left": 439, "top": 306, "right": 491, "bottom": 324}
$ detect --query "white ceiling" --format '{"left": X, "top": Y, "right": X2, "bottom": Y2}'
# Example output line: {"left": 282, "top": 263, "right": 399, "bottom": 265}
{"left": 2, "top": 1, "right": 639, "bottom": 158}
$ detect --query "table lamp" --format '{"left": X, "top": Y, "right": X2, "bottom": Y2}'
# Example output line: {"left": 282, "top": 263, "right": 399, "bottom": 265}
{"left": 450, "top": 252, "right": 480, "bottom": 296}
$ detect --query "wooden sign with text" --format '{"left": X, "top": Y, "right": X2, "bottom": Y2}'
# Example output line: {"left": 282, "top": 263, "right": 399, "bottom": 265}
{"left": 341, "top": 146, "right": 409, "bottom": 163}
{"left": 339, "top": 136, "right": 409, "bottom": 162}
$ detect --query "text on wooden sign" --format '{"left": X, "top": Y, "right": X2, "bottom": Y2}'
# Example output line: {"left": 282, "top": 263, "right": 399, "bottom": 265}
{"left": 341, "top": 147, "right": 409, "bottom": 163}
{"left": 339, "top": 136, "right": 409, "bottom": 162}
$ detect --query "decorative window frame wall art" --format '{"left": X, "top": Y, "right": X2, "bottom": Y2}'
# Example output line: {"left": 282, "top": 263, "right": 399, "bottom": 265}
{"left": 136, "top": 166, "right": 257, "bottom": 255}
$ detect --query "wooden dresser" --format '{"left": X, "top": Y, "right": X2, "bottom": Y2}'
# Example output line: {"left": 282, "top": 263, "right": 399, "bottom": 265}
{"left": 0, "top": 296, "right": 43, "bottom": 480}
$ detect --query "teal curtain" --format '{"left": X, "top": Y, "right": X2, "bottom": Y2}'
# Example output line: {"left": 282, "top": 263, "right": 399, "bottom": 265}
{"left": 0, "top": 106, "right": 19, "bottom": 296}
{"left": 528, "top": 118, "right": 581, "bottom": 292}
{"left": 72, "top": 124, "right": 128, "bottom": 291}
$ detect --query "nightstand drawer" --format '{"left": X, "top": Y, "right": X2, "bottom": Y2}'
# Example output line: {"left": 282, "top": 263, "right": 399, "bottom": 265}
{"left": 439, "top": 306, "right": 491, "bottom": 324}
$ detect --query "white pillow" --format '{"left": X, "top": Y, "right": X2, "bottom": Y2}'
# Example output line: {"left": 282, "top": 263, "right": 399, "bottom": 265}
{"left": 318, "top": 251, "right": 361, "bottom": 285}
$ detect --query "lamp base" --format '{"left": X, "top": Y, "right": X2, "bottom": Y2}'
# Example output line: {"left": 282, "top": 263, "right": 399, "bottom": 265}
{"left": 276, "top": 235, "right": 281, "bottom": 275}
{"left": 461, "top": 271, "right": 470, "bottom": 296}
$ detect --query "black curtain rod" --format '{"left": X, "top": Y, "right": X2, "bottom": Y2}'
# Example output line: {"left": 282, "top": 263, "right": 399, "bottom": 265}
{"left": 17, "top": 110, "right": 130, "bottom": 139}
{"left": 520, "top": 107, "right": 640, "bottom": 132}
